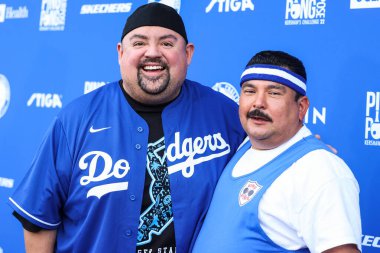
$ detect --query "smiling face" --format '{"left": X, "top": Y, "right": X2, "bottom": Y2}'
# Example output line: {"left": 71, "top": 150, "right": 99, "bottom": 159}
{"left": 239, "top": 79, "right": 309, "bottom": 150}
{"left": 117, "top": 26, "right": 194, "bottom": 105}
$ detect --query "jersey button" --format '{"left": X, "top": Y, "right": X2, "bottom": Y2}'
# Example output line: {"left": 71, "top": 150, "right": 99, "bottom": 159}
{"left": 124, "top": 229, "right": 132, "bottom": 237}
{"left": 137, "top": 127, "right": 143, "bottom": 132}
{"left": 135, "top": 144, "right": 141, "bottom": 150}
{"left": 130, "top": 194, "right": 136, "bottom": 201}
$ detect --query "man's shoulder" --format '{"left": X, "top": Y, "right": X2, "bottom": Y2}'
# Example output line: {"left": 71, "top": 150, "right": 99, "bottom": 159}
{"left": 183, "top": 79, "right": 239, "bottom": 108}
{"left": 57, "top": 81, "right": 121, "bottom": 123}
{"left": 60, "top": 82, "right": 119, "bottom": 112}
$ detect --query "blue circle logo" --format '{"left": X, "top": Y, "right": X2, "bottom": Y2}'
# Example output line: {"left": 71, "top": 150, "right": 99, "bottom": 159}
{"left": 212, "top": 81, "right": 240, "bottom": 104}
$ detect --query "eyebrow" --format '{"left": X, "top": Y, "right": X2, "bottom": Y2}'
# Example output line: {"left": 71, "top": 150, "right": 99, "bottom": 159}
{"left": 267, "top": 84, "right": 286, "bottom": 91}
{"left": 128, "top": 34, "right": 178, "bottom": 41}
{"left": 242, "top": 82, "right": 287, "bottom": 91}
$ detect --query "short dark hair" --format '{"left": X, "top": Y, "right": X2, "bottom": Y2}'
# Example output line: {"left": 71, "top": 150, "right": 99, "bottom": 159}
{"left": 246, "top": 50, "right": 306, "bottom": 101}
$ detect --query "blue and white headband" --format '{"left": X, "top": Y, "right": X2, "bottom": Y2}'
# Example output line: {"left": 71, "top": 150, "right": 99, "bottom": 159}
{"left": 240, "top": 64, "right": 307, "bottom": 95}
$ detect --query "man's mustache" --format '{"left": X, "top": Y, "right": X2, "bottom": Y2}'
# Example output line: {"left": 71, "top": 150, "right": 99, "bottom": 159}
{"left": 247, "top": 109, "right": 273, "bottom": 122}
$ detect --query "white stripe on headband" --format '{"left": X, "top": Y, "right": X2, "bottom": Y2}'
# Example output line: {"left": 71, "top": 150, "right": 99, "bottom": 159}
{"left": 240, "top": 64, "right": 306, "bottom": 95}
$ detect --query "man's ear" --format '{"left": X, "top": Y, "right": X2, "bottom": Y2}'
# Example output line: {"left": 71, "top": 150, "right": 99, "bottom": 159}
{"left": 298, "top": 95, "right": 309, "bottom": 122}
{"left": 185, "top": 43, "right": 195, "bottom": 66}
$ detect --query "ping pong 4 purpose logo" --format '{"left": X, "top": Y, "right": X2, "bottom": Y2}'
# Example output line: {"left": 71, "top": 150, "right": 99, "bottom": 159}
{"left": 364, "top": 91, "right": 380, "bottom": 146}
{"left": 284, "top": 0, "right": 326, "bottom": 25}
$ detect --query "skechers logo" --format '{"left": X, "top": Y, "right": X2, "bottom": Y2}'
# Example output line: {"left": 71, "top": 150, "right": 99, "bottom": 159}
{"left": 205, "top": 0, "right": 254, "bottom": 13}
{"left": 79, "top": 151, "right": 130, "bottom": 198}
{"left": 27, "top": 93, "right": 62, "bottom": 108}
{"left": 80, "top": 3, "right": 132, "bottom": 14}
{"left": 89, "top": 126, "right": 111, "bottom": 133}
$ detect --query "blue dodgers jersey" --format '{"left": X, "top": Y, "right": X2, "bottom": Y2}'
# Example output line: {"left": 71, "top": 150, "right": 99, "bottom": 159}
{"left": 9, "top": 80, "right": 246, "bottom": 253}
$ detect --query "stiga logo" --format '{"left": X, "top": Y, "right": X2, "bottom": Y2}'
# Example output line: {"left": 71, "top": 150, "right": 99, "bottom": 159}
{"left": 285, "top": 0, "right": 326, "bottom": 26}
{"left": 351, "top": 0, "right": 380, "bottom": 9}
{"left": 0, "top": 74, "right": 10, "bottom": 119}
{"left": 205, "top": 0, "right": 254, "bottom": 13}
{"left": 39, "top": 0, "right": 67, "bottom": 31}
{"left": 364, "top": 91, "right": 380, "bottom": 146}
{"left": 148, "top": 0, "right": 181, "bottom": 13}
{"left": 0, "top": 4, "right": 29, "bottom": 23}
{"left": 80, "top": 3, "right": 132, "bottom": 14}
{"left": 212, "top": 81, "right": 240, "bottom": 104}
{"left": 27, "top": 93, "right": 63, "bottom": 108}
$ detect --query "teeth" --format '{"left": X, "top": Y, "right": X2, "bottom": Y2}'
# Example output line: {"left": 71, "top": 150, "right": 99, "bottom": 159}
{"left": 144, "top": 66, "right": 163, "bottom": 70}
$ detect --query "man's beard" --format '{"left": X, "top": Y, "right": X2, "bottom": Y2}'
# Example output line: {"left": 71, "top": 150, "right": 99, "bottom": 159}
{"left": 137, "top": 59, "right": 171, "bottom": 95}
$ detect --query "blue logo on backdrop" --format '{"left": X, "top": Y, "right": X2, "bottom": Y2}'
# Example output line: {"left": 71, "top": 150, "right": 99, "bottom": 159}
{"left": 212, "top": 82, "right": 240, "bottom": 104}
{"left": 80, "top": 3, "right": 132, "bottom": 14}
{"left": 205, "top": 0, "right": 254, "bottom": 13}
{"left": 364, "top": 91, "right": 380, "bottom": 146}
{"left": 39, "top": 0, "right": 67, "bottom": 31}
{"left": 148, "top": 0, "right": 181, "bottom": 13}
{"left": 0, "top": 74, "right": 10, "bottom": 119}
{"left": 0, "top": 3, "right": 29, "bottom": 23}
{"left": 350, "top": 0, "right": 380, "bottom": 9}
{"left": 284, "top": 0, "right": 326, "bottom": 25}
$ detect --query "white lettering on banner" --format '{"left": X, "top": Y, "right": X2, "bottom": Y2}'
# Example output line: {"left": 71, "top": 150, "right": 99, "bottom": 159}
{"left": 84, "top": 81, "right": 107, "bottom": 94}
{"left": 0, "top": 177, "right": 14, "bottom": 188}
{"left": 284, "top": 0, "right": 326, "bottom": 26}
{"left": 79, "top": 151, "right": 130, "bottom": 198}
{"left": 39, "top": 0, "right": 67, "bottom": 31}
{"left": 364, "top": 91, "right": 380, "bottom": 146}
{"left": 167, "top": 132, "right": 230, "bottom": 177}
{"left": 205, "top": 0, "right": 254, "bottom": 13}
{"left": 6, "top": 6, "right": 28, "bottom": 19}
{"left": 0, "top": 4, "right": 29, "bottom": 22}
{"left": 27, "top": 93, "right": 62, "bottom": 108}
{"left": 304, "top": 107, "right": 326, "bottom": 125}
{"left": 80, "top": 3, "right": 132, "bottom": 14}
{"left": 0, "top": 4, "right": 5, "bottom": 22}
{"left": 362, "top": 235, "right": 380, "bottom": 248}
{"left": 351, "top": 0, "right": 380, "bottom": 9}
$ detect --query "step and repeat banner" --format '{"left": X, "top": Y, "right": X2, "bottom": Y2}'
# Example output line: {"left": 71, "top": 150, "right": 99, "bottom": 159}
{"left": 0, "top": 0, "right": 379, "bottom": 252}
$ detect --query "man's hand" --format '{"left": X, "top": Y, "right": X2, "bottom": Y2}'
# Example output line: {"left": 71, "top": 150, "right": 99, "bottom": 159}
{"left": 315, "top": 134, "right": 337, "bottom": 154}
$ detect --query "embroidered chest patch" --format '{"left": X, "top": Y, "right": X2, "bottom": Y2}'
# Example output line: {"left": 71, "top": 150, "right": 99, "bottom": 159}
{"left": 238, "top": 180, "right": 263, "bottom": 206}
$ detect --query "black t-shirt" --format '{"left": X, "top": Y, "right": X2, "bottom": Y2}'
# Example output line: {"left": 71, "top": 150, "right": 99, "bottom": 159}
{"left": 121, "top": 82, "right": 176, "bottom": 253}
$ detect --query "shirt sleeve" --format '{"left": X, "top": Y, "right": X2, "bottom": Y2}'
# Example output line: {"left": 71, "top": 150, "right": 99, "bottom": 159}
{"left": 296, "top": 152, "right": 362, "bottom": 253}
{"left": 8, "top": 117, "right": 73, "bottom": 230}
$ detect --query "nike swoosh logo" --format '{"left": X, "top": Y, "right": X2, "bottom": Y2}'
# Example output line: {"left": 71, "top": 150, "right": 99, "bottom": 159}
{"left": 89, "top": 126, "right": 111, "bottom": 133}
